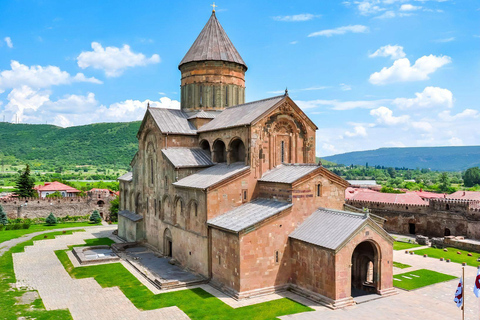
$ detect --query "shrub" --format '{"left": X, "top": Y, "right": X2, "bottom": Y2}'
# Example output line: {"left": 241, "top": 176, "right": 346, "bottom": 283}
{"left": 90, "top": 210, "right": 101, "bottom": 224}
{"left": 0, "top": 204, "right": 8, "bottom": 226}
{"left": 12, "top": 223, "right": 22, "bottom": 230}
{"left": 45, "top": 212, "right": 57, "bottom": 225}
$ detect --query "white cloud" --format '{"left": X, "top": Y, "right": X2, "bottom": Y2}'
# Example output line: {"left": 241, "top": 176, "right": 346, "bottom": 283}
{"left": 340, "top": 83, "right": 352, "bottom": 91}
{"left": 290, "top": 41, "right": 298, "bottom": 45}
{"left": 400, "top": 4, "right": 422, "bottom": 10}
{"left": 370, "top": 106, "right": 409, "bottom": 125}
{"left": 438, "top": 109, "right": 479, "bottom": 121}
{"left": 345, "top": 126, "right": 368, "bottom": 137}
{"left": 369, "top": 54, "right": 451, "bottom": 85}
{"left": 375, "top": 10, "right": 396, "bottom": 18}
{"left": 448, "top": 137, "right": 464, "bottom": 146}
{"left": 297, "top": 98, "right": 390, "bottom": 111}
{"left": 411, "top": 121, "right": 433, "bottom": 132}
{"left": 273, "top": 14, "right": 318, "bottom": 22}
{"left": 77, "top": 42, "right": 160, "bottom": 77}
{"left": 369, "top": 45, "right": 406, "bottom": 59}
{"left": 392, "top": 86, "right": 453, "bottom": 109}
{"left": 434, "top": 37, "right": 455, "bottom": 43}
{"left": 0, "top": 60, "right": 102, "bottom": 91}
{"left": 357, "top": 1, "right": 386, "bottom": 15}
{"left": 4, "top": 37, "right": 13, "bottom": 48}
{"left": 308, "top": 25, "right": 369, "bottom": 37}
{"left": 4, "top": 86, "right": 50, "bottom": 123}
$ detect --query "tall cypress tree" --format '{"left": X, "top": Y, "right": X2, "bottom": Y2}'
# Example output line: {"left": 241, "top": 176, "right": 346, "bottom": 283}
{"left": 15, "top": 164, "right": 36, "bottom": 198}
{"left": 0, "top": 204, "right": 8, "bottom": 225}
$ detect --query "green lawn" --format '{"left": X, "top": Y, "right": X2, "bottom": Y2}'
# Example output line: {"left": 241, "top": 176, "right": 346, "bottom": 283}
{"left": 393, "top": 261, "right": 411, "bottom": 269}
{"left": 414, "top": 247, "right": 480, "bottom": 267}
{"left": 393, "top": 269, "right": 457, "bottom": 290}
{"left": 55, "top": 247, "right": 313, "bottom": 320}
{"left": 393, "top": 241, "right": 422, "bottom": 251}
{"left": 0, "top": 230, "right": 86, "bottom": 320}
{"left": 0, "top": 222, "right": 101, "bottom": 244}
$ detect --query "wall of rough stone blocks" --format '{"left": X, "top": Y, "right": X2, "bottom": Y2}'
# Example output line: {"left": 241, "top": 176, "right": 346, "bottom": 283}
{"left": 211, "top": 228, "right": 240, "bottom": 294}
{"left": 1, "top": 196, "right": 112, "bottom": 219}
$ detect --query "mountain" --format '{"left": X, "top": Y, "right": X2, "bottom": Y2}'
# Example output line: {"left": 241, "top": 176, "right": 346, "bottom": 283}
{"left": 0, "top": 122, "right": 141, "bottom": 169}
{"left": 323, "top": 146, "right": 480, "bottom": 171}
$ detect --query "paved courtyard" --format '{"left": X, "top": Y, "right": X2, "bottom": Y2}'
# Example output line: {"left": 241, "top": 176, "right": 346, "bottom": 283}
{"left": 11, "top": 228, "right": 480, "bottom": 319}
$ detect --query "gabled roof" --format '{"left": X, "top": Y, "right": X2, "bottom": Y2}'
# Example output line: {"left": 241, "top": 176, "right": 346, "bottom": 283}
{"left": 289, "top": 208, "right": 393, "bottom": 251}
{"left": 207, "top": 198, "right": 292, "bottom": 233}
{"left": 447, "top": 191, "right": 480, "bottom": 201}
{"left": 173, "top": 162, "right": 249, "bottom": 190}
{"left": 162, "top": 148, "right": 213, "bottom": 169}
{"left": 118, "top": 172, "right": 133, "bottom": 182}
{"left": 148, "top": 108, "right": 197, "bottom": 135}
{"left": 187, "top": 110, "right": 217, "bottom": 119}
{"left": 35, "top": 181, "right": 80, "bottom": 193}
{"left": 198, "top": 95, "right": 284, "bottom": 132}
{"left": 259, "top": 164, "right": 320, "bottom": 184}
{"left": 179, "top": 12, "right": 247, "bottom": 69}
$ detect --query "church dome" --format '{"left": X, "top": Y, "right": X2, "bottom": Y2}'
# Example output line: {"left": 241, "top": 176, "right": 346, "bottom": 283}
{"left": 179, "top": 12, "right": 247, "bottom": 70}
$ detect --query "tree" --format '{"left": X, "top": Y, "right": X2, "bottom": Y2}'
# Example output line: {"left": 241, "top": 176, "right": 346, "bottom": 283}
{"left": 0, "top": 204, "right": 8, "bottom": 225}
{"left": 90, "top": 210, "right": 101, "bottom": 224}
{"left": 463, "top": 167, "right": 480, "bottom": 187}
{"left": 109, "top": 197, "right": 119, "bottom": 222}
{"left": 45, "top": 212, "right": 57, "bottom": 225}
{"left": 15, "top": 164, "right": 36, "bottom": 197}
{"left": 387, "top": 167, "right": 396, "bottom": 178}
{"left": 439, "top": 172, "right": 451, "bottom": 192}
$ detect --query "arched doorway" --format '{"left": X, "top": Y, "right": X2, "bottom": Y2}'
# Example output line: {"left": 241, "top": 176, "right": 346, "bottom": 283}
{"left": 97, "top": 200, "right": 105, "bottom": 208}
{"left": 164, "top": 228, "right": 172, "bottom": 257}
{"left": 444, "top": 228, "right": 451, "bottom": 236}
{"left": 228, "top": 138, "right": 246, "bottom": 163}
{"left": 212, "top": 140, "right": 227, "bottom": 163}
{"left": 351, "top": 241, "right": 379, "bottom": 296}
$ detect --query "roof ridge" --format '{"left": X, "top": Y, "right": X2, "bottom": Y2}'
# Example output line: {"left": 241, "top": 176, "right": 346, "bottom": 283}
{"left": 223, "top": 95, "right": 284, "bottom": 110}
{"left": 317, "top": 207, "right": 366, "bottom": 219}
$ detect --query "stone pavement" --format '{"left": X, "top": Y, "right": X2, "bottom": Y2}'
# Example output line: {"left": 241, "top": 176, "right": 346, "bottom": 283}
{"left": 280, "top": 249, "right": 480, "bottom": 320}
{"left": 13, "top": 226, "right": 189, "bottom": 320}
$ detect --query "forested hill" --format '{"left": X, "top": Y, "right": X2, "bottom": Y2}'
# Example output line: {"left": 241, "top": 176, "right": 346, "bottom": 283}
{"left": 0, "top": 122, "right": 141, "bottom": 169}
{"left": 323, "top": 146, "right": 480, "bottom": 171}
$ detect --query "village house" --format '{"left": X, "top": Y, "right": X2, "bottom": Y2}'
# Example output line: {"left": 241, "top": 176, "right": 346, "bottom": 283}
{"left": 118, "top": 10, "right": 395, "bottom": 308}
{"left": 34, "top": 181, "right": 81, "bottom": 198}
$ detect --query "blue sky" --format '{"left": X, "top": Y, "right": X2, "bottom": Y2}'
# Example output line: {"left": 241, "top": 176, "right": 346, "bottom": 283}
{"left": 0, "top": 0, "right": 479, "bottom": 156}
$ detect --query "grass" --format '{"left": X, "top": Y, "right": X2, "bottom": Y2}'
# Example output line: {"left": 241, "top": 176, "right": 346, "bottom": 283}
{"left": 393, "top": 241, "right": 423, "bottom": 251}
{"left": 55, "top": 247, "right": 313, "bottom": 320}
{"left": 393, "top": 261, "right": 411, "bottom": 269}
{"left": 393, "top": 269, "right": 457, "bottom": 290}
{"left": 0, "top": 222, "right": 101, "bottom": 244}
{"left": 414, "top": 247, "right": 480, "bottom": 267}
{"left": 0, "top": 230, "right": 85, "bottom": 320}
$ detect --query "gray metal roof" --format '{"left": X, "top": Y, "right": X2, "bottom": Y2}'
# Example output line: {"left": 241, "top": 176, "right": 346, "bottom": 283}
{"left": 149, "top": 108, "right": 197, "bottom": 135}
{"left": 187, "top": 110, "right": 217, "bottom": 119}
{"left": 259, "top": 164, "right": 320, "bottom": 184}
{"left": 289, "top": 208, "right": 367, "bottom": 251}
{"left": 118, "top": 210, "right": 143, "bottom": 222}
{"left": 179, "top": 12, "right": 247, "bottom": 69}
{"left": 117, "top": 172, "right": 132, "bottom": 182}
{"left": 198, "top": 95, "right": 285, "bottom": 132}
{"left": 207, "top": 199, "right": 293, "bottom": 233}
{"left": 162, "top": 148, "right": 213, "bottom": 169}
{"left": 173, "top": 162, "right": 249, "bottom": 189}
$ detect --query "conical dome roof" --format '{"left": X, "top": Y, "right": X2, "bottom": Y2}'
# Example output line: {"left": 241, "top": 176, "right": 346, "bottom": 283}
{"left": 179, "top": 12, "right": 247, "bottom": 69}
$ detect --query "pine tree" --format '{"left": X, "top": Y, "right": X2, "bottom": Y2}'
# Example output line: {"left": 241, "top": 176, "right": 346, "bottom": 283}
{"left": 15, "top": 164, "right": 36, "bottom": 198}
{"left": 90, "top": 210, "right": 101, "bottom": 224}
{"left": 0, "top": 204, "right": 8, "bottom": 225}
{"left": 45, "top": 212, "right": 57, "bottom": 225}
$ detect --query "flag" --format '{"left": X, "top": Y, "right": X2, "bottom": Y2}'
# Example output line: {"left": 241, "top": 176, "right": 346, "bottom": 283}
{"left": 454, "top": 277, "right": 463, "bottom": 307}
{"left": 474, "top": 268, "right": 480, "bottom": 298}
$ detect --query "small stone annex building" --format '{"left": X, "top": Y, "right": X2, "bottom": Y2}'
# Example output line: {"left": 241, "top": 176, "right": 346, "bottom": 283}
{"left": 118, "top": 10, "right": 395, "bottom": 308}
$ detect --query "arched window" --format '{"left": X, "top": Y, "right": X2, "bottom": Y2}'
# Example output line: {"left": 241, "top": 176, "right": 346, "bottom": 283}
{"left": 316, "top": 184, "right": 322, "bottom": 197}
{"left": 281, "top": 141, "right": 285, "bottom": 163}
{"left": 200, "top": 85, "right": 203, "bottom": 106}
{"left": 212, "top": 86, "right": 216, "bottom": 107}
{"left": 150, "top": 158, "right": 154, "bottom": 185}
{"left": 200, "top": 140, "right": 211, "bottom": 159}
{"left": 175, "top": 197, "right": 184, "bottom": 227}
{"left": 228, "top": 138, "right": 246, "bottom": 163}
{"left": 213, "top": 140, "right": 227, "bottom": 163}
{"left": 164, "top": 176, "right": 168, "bottom": 190}
{"left": 225, "top": 85, "right": 228, "bottom": 106}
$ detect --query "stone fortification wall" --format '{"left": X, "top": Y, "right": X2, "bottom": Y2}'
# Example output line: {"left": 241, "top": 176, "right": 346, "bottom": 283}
{"left": 346, "top": 198, "right": 480, "bottom": 239}
{"left": 1, "top": 196, "right": 113, "bottom": 219}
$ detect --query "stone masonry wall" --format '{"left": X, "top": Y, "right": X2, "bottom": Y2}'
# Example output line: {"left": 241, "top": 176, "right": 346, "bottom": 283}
{"left": 1, "top": 196, "right": 112, "bottom": 219}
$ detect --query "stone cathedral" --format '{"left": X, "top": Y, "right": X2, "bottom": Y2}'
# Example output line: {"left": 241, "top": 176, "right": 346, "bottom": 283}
{"left": 118, "top": 10, "right": 395, "bottom": 308}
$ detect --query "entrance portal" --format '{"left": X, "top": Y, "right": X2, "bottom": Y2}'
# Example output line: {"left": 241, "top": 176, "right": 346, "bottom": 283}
{"left": 164, "top": 228, "right": 172, "bottom": 257}
{"left": 351, "top": 241, "right": 379, "bottom": 297}
{"left": 409, "top": 223, "right": 416, "bottom": 235}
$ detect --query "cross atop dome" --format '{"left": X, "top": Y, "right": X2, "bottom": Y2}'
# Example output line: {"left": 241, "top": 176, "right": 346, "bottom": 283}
{"left": 211, "top": 2, "right": 218, "bottom": 13}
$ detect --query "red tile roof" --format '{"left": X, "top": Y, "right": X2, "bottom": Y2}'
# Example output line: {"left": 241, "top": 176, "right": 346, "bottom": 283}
{"left": 410, "top": 190, "right": 446, "bottom": 199}
{"left": 347, "top": 188, "right": 427, "bottom": 205}
{"left": 447, "top": 191, "right": 480, "bottom": 201}
{"left": 35, "top": 181, "right": 80, "bottom": 193}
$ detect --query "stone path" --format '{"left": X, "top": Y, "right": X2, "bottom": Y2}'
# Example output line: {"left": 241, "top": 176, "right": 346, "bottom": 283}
{"left": 13, "top": 227, "right": 189, "bottom": 320}
{"left": 280, "top": 249, "right": 480, "bottom": 320}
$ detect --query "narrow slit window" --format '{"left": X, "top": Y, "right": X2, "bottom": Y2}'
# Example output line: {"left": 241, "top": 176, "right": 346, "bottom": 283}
{"left": 281, "top": 141, "right": 285, "bottom": 163}
{"left": 154, "top": 199, "right": 157, "bottom": 217}
{"left": 275, "top": 251, "right": 279, "bottom": 263}
{"left": 212, "top": 86, "right": 215, "bottom": 107}
{"left": 150, "top": 158, "right": 154, "bottom": 185}
{"left": 225, "top": 86, "right": 228, "bottom": 106}
{"left": 199, "top": 85, "right": 203, "bottom": 105}
{"left": 316, "top": 184, "right": 322, "bottom": 197}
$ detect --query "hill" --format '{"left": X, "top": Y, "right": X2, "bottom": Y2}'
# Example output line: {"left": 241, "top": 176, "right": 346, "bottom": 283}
{"left": 323, "top": 146, "right": 480, "bottom": 171}
{"left": 0, "top": 122, "right": 141, "bottom": 170}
